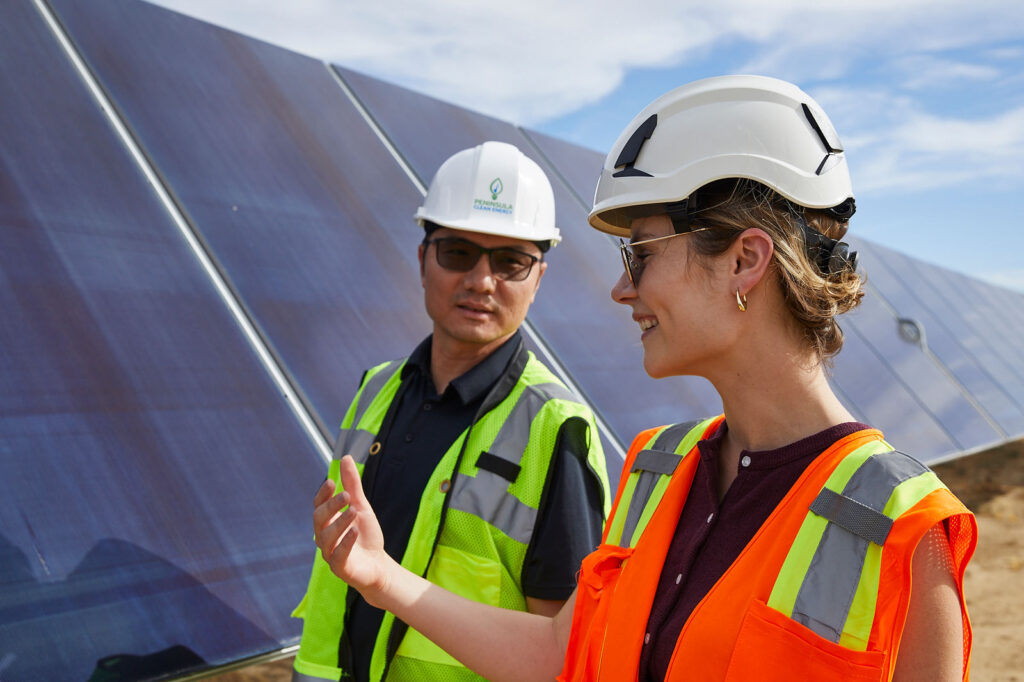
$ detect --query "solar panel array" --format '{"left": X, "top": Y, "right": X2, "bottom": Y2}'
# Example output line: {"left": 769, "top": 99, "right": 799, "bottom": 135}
{"left": 2, "top": 0, "right": 1022, "bottom": 679}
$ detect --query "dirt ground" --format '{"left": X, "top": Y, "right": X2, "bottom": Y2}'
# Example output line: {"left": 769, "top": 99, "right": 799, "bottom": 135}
{"left": 932, "top": 439, "right": 1024, "bottom": 682}
{"left": 209, "top": 440, "right": 1024, "bottom": 682}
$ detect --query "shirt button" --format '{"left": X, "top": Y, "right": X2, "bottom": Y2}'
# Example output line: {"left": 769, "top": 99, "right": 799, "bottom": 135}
{"left": 644, "top": 633, "right": 651, "bottom": 644}
{"left": 740, "top": 455, "right": 752, "bottom": 467}
{"left": 706, "top": 513, "right": 714, "bottom": 524}
{"left": 404, "top": 433, "right": 414, "bottom": 443}
{"left": 423, "top": 403, "right": 432, "bottom": 411}
{"left": 675, "top": 573, "right": 682, "bottom": 585}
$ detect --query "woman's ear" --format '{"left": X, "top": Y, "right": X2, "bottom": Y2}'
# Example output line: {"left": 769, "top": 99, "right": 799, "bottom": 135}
{"left": 730, "top": 227, "right": 774, "bottom": 295}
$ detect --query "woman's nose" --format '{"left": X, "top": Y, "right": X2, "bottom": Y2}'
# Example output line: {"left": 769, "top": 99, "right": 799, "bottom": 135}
{"left": 611, "top": 270, "right": 636, "bottom": 304}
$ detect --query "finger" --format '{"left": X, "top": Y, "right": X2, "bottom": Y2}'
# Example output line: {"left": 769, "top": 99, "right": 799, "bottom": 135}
{"left": 328, "top": 524, "right": 360, "bottom": 573}
{"left": 313, "top": 477, "right": 336, "bottom": 508}
{"left": 313, "top": 488, "right": 351, "bottom": 536}
{"left": 318, "top": 505, "right": 356, "bottom": 561}
{"left": 339, "top": 455, "right": 370, "bottom": 510}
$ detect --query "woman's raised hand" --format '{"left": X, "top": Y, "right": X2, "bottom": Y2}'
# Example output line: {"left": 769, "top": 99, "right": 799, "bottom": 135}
{"left": 313, "top": 455, "right": 394, "bottom": 605}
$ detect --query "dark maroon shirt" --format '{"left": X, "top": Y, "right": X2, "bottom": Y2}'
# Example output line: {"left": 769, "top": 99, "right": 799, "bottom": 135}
{"left": 639, "top": 421, "right": 870, "bottom": 681}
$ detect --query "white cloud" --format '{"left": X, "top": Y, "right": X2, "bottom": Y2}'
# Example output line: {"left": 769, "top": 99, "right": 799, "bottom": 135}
{"left": 146, "top": 0, "right": 1021, "bottom": 124}
{"left": 145, "top": 0, "right": 1024, "bottom": 194}
{"left": 835, "top": 91, "right": 1024, "bottom": 193}
{"left": 891, "top": 55, "right": 1000, "bottom": 91}
{"left": 147, "top": 0, "right": 712, "bottom": 124}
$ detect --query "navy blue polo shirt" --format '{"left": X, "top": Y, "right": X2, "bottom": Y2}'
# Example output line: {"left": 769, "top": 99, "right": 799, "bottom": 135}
{"left": 347, "top": 331, "right": 605, "bottom": 681}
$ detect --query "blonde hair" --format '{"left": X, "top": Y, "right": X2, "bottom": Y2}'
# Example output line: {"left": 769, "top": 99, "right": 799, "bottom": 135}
{"left": 688, "top": 179, "right": 864, "bottom": 361}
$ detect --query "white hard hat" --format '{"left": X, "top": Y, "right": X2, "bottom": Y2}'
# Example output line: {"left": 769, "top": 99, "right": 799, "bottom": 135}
{"left": 589, "top": 75, "right": 855, "bottom": 237}
{"left": 415, "top": 141, "right": 561, "bottom": 246}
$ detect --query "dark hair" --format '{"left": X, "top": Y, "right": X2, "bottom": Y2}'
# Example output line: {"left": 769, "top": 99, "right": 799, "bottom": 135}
{"left": 421, "top": 221, "right": 550, "bottom": 254}
{"left": 686, "top": 179, "right": 864, "bottom": 361}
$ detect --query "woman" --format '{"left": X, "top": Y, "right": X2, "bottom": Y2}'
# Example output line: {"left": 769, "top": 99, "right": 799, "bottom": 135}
{"left": 313, "top": 75, "right": 976, "bottom": 681}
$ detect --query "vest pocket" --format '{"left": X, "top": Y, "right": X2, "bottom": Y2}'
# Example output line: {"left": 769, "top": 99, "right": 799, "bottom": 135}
{"left": 393, "top": 545, "right": 501, "bottom": 667}
{"left": 559, "top": 544, "right": 635, "bottom": 681}
{"left": 723, "top": 598, "right": 884, "bottom": 681}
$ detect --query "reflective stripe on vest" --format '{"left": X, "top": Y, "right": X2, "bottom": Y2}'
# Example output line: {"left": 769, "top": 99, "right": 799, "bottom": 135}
{"left": 333, "top": 360, "right": 403, "bottom": 463}
{"left": 768, "top": 444, "right": 946, "bottom": 650}
{"left": 447, "top": 382, "right": 578, "bottom": 544}
{"left": 606, "top": 418, "right": 714, "bottom": 548}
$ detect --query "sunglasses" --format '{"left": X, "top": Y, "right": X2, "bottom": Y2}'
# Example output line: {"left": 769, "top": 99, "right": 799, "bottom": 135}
{"left": 426, "top": 237, "right": 541, "bottom": 282}
{"left": 619, "top": 227, "right": 712, "bottom": 287}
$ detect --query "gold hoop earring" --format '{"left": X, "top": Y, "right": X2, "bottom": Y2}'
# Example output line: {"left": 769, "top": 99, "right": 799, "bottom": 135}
{"left": 736, "top": 289, "right": 747, "bottom": 312}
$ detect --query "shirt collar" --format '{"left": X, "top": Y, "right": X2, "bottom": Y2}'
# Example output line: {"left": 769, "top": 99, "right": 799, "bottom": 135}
{"left": 698, "top": 420, "right": 871, "bottom": 470}
{"left": 403, "top": 330, "right": 523, "bottom": 405}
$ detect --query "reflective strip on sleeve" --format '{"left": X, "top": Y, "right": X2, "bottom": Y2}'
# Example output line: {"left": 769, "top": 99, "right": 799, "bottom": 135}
{"left": 784, "top": 450, "right": 934, "bottom": 647}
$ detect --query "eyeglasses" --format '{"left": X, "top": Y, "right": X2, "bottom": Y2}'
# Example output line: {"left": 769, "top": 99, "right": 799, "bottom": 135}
{"left": 426, "top": 237, "right": 541, "bottom": 282}
{"left": 619, "top": 228, "right": 711, "bottom": 287}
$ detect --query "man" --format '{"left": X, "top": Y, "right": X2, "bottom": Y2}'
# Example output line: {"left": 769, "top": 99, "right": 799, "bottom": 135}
{"left": 292, "top": 141, "right": 610, "bottom": 682}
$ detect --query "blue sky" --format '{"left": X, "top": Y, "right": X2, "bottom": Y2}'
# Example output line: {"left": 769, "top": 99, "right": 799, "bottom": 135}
{"left": 148, "top": 0, "right": 1024, "bottom": 291}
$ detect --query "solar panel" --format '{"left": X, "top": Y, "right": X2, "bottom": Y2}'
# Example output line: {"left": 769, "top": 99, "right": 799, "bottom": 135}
{"left": 0, "top": 2, "right": 325, "bottom": 679}
{"left": 48, "top": 0, "right": 435, "bottom": 439}
{"left": 852, "top": 238, "right": 1024, "bottom": 438}
{"left": 844, "top": 289, "right": 1000, "bottom": 451}
{"left": 867, "top": 241, "right": 1024, "bottom": 412}
{"left": 955, "top": 269, "right": 1024, "bottom": 367}
{"left": 828, "top": 328, "right": 960, "bottom": 459}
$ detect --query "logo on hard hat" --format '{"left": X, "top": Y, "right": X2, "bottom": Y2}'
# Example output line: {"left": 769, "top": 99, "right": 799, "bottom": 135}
{"left": 473, "top": 177, "right": 514, "bottom": 215}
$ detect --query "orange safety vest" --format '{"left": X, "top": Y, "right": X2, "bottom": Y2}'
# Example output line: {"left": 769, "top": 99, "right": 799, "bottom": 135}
{"left": 560, "top": 417, "right": 977, "bottom": 682}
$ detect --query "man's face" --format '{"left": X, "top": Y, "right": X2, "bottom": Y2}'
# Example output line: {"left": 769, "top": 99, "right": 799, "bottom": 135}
{"left": 418, "top": 226, "right": 547, "bottom": 355}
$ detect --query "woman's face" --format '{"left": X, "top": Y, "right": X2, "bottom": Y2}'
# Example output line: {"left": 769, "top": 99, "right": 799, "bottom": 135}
{"left": 611, "top": 214, "right": 729, "bottom": 379}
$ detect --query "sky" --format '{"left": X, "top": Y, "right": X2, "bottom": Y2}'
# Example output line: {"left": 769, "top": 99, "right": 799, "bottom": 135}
{"left": 147, "top": 0, "right": 1024, "bottom": 292}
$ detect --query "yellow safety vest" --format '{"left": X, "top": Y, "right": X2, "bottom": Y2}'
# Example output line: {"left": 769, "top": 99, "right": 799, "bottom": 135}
{"left": 293, "top": 345, "right": 609, "bottom": 682}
